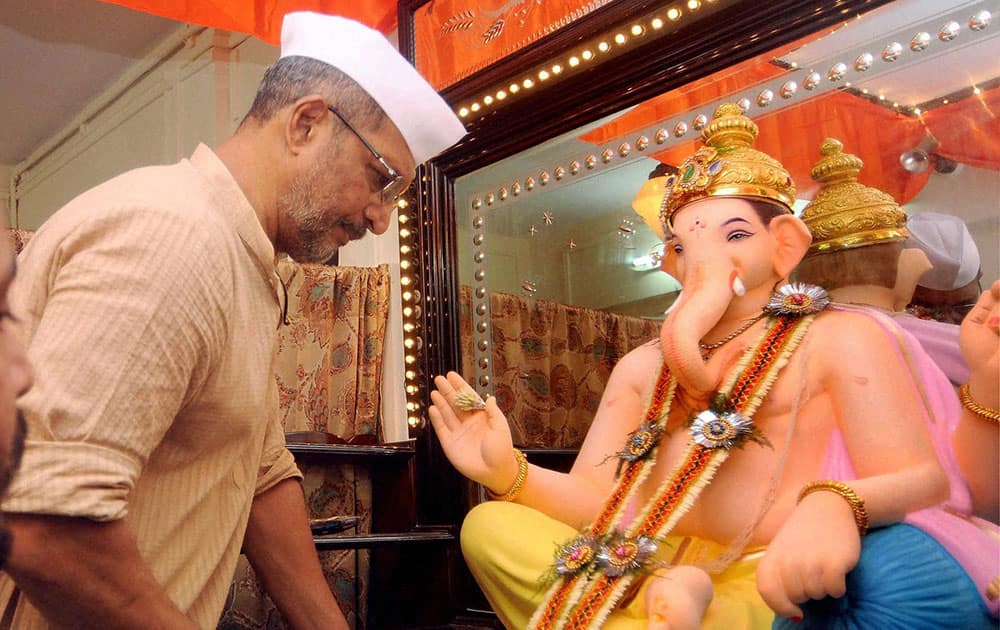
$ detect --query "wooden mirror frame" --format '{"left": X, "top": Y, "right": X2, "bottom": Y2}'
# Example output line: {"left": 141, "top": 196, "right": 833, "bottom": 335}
{"left": 396, "top": 0, "right": 893, "bottom": 528}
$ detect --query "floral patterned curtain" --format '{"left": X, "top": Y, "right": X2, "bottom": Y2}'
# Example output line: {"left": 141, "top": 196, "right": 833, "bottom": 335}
{"left": 274, "top": 258, "right": 391, "bottom": 441}
{"left": 461, "top": 286, "right": 661, "bottom": 448}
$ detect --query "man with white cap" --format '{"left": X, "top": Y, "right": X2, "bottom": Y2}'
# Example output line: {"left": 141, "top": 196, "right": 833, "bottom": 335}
{"left": 906, "top": 211, "right": 984, "bottom": 326}
{"left": 0, "top": 12, "right": 464, "bottom": 628}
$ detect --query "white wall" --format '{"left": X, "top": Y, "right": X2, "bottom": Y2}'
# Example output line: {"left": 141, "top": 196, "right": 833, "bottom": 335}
{"left": 10, "top": 26, "right": 408, "bottom": 442}
{"left": 905, "top": 165, "right": 1000, "bottom": 287}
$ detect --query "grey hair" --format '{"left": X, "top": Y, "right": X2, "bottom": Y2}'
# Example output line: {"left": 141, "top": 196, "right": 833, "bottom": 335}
{"left": 240, "top": 56, "right": 385, "bottom": 130}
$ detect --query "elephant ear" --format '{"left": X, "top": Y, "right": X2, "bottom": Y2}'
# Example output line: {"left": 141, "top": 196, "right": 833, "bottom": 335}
{"left": 893, "top": 247, "right": 932, "bottom": 311}
{"left": 769, "top": 214, "right": 812, "bottom": 279}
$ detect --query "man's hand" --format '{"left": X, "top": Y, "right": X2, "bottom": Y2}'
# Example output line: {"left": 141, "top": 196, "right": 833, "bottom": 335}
{"left": 756, "top": 491, "right": 862, "bottom": 621}
{"left": 428, "top": 371, "right": 519, "bottom": 494}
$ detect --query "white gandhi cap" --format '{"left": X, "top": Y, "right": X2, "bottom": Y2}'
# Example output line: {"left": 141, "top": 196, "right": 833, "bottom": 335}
{"left": 906, "top": 211, "right": 981, "bottom": 291}
{"left": 280, "top": 12, "right": 466, "bottom": 165}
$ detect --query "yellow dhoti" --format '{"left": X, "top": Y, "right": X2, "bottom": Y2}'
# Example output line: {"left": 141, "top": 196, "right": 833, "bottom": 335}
{"left": 461, "top": 501, "right": 774, "bottom": 629}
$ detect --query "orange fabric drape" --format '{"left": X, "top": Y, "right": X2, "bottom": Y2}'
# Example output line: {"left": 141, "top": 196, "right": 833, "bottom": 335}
{"left": 581, "top": 44, "right": 1000, "bottom": 205}
{"left": 413, "top": 0, "right": 613, "bottom": 90}
{"left": 97, "top": 0, "right": 398, "bottom": 42}
{"left": 926, "top": 87, "right": 1000, "bottom": 171}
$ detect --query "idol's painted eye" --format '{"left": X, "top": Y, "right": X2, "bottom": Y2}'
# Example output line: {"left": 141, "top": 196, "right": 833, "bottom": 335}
{"left": 726, "top": 230, "right": 753, "bottom": 242}
{"left": 672, "top": 242, "right": 684, "bottom": 254}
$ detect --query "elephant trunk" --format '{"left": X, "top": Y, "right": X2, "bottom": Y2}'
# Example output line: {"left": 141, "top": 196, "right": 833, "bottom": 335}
{"left": 660, "top": 260, "right": 742, "bottom": 395}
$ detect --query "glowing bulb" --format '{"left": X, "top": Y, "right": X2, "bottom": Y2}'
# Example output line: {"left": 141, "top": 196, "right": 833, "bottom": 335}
{"left": 400, "top": 260, "right": 410, "bottom": 270}
{"left": 403, "top": 291, "right": 413, "bottom": 301}
{"left": 523, "top": 78, "right": 534, "bottom": 88}
{"left": 631, "top": 24, "right": 644, "bottom": 36}
{"left": 687, "top": 0, "right": 700, "bottom": 9}
{"left": 398, "top": 214, "right": 409, "bottom": 224}
{"left": 407, "top": 416, "right": 419, "bottom": 426}
{"left": 614, "top": 33, "right": 626, "bottom": 45}
{"left": 582, "top": 50, "right": 594, "bottom": 60}
{"left": 496, "top": 90, "right": 507, "bottom": 100}
{"left": 404, "top": 338, "right": 415, "bottom": 349}
{"left": 483, "top": 95, "right": 494, "bottom": 105}
{"left": 551, "top": 64, "right": 562, "bottom": 74}
{"left": 598, "top": 41, "right": 610, "bottom": 52}
{"left": 406, "top": 401, "right": 418, "bottom": 411}
{"left": 397, "top": 198, "right": 408, "bottom": 209}
{"left": 538, "top": 70, "right": 550, "bottom": 81}
{"left": 400, "top": 276, "right": 412, "bottom": 286}
{"left": 569, "top": 56, "right": 581, "bottom": 67}
{"left": 651, "top": 17, "right": 664, "bottom": 29}
{"left": 667, "top": 8, "right": 681, "bottom": 20}
{"left": 405, "top": 370, "right": 416, "bottom": 380}
{"left": 399, "top": 228, "right": 410, "bottom": 238}
{"left": 405, "top": 355, "right": 416, "bottom": 365}
{"left": 974, "top": 86, "right": 982, "bottom": 95}
{"left": 470, "top": 102, "right": 480, "bottom": 112}
{"left": 403, "top": 323, "right": 415, "bottom": 333}
{"left": 878, "top": 94, "right": 885, "bottom": 101}
{"left": 405, "top": 384, "right": 417, "bottom": 394}
{"left": 458, "top": 107, "right": 469, "bottom": 117}
{"left": 403, "top": 307, "right": 413, "bottom": 317}
{"left": 509, "top": 83, "right": 520, "bottom": 93}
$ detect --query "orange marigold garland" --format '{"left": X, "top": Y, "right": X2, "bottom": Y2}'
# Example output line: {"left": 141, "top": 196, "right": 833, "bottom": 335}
{"left": 529, "top": 312, "right": 816, "bottom": 629}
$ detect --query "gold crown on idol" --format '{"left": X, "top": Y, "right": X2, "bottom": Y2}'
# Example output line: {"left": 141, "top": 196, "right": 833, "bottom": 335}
{"left": 801, "top": 138, "right": 908, "bottom": 255}
{"left": 658, "top": 102, "right": 796, "bottom": 234}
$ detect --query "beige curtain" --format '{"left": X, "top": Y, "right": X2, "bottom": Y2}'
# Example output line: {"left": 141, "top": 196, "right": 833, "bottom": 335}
{"left": 274, "top": 259, "right": 391, "bottom": 441}
{"left": 461, "top": 286, "right": 661, "bottom": 448}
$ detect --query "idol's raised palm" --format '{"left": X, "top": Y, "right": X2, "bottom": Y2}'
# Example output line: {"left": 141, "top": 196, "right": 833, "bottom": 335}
{"left": 429, "top": 371, "right": 519, "bottom": 495}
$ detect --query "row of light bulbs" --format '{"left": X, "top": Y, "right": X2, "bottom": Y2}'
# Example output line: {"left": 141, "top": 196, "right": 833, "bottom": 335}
{"left": 396, "top": 196, "right": 425, "bottom": 429}
{"left": 456, "top": 0, "right": 715, "bottom": 119}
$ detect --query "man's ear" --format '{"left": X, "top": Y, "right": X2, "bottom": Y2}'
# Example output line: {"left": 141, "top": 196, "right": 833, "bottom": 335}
{"left": 894, "top": 247, "right": 932, "bottom": 310}
{"left": 285, "top": 95, "right": 329, "bottom": 154}
{"left": 769, "top": 214, "right": 812, "bottom": 279}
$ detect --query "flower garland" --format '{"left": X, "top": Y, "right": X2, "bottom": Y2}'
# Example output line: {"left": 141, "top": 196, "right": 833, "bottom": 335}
{"left": 528, "top": 300, "right": 820, "bottom": 629}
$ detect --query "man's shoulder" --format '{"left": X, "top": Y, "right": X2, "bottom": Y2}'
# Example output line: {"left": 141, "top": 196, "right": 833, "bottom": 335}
{"left": 38, "top": 160, "right": 231, "bottom": 248}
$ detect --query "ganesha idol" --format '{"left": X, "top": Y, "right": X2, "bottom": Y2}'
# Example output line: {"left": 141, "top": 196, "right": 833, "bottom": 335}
{"left": 428, "top": 103, "right": 991, "bottom": 628}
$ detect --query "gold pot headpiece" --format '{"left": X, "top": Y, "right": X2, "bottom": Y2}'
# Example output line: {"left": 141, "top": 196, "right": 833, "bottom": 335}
{"left": 801, "top": 138, "right": 908, "bottom": 255}
{"left": 658, "top": 103, "right": 796, "bottom": 235}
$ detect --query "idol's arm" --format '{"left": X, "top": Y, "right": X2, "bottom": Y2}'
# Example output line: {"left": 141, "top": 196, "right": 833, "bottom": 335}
{"left": 758, "top": 313, "right": 948, "bottom": 619}
{"left": 429, "top": 345, "right": 654, "bottom": 530}
{"left": 953, "top": 279, "right": 999, "bottom": 522}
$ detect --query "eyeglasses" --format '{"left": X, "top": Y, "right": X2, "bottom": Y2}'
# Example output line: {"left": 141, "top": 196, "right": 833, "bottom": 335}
{"left": 327, "top": 105, "right": 407, "bottom": 204}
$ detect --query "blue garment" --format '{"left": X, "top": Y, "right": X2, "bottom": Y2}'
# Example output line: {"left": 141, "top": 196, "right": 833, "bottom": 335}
{"left": 773, "top": 523, "right": 995, "bottom": 630}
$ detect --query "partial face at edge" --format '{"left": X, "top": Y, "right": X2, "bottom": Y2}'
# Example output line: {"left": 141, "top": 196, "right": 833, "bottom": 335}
{"left": 0, "top": 235, "right": 31, "bottom": 567}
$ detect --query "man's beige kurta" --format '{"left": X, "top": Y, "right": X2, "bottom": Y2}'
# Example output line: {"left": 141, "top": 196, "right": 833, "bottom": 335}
{"left": 0, "top": 145, "right": 302, "bottom": 628}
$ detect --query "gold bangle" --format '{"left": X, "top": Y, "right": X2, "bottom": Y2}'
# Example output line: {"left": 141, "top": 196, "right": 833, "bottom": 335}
{"left": 797, "top": 480, "right": 869, "bottom": 537}
{"left": 958, "top": 383, "right": 1000, "bottom": 423}
{"left": 488, "top": 449, "right": 528, "bottom": 502}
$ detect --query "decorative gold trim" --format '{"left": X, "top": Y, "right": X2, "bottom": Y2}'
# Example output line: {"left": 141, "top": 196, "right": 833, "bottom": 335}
{"left": 959, "top": 383, "right": 1000, "bottom": 422}
{"left": 798, "top": 480, "right": 870, "bottom": 537}
{"left": 488, "top": 448, "right": 529, "bottom": 501}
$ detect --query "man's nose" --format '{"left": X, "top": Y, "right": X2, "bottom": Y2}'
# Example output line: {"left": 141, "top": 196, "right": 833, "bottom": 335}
{"left": 364, "top": 201, "right": 394, "bottom": 236}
